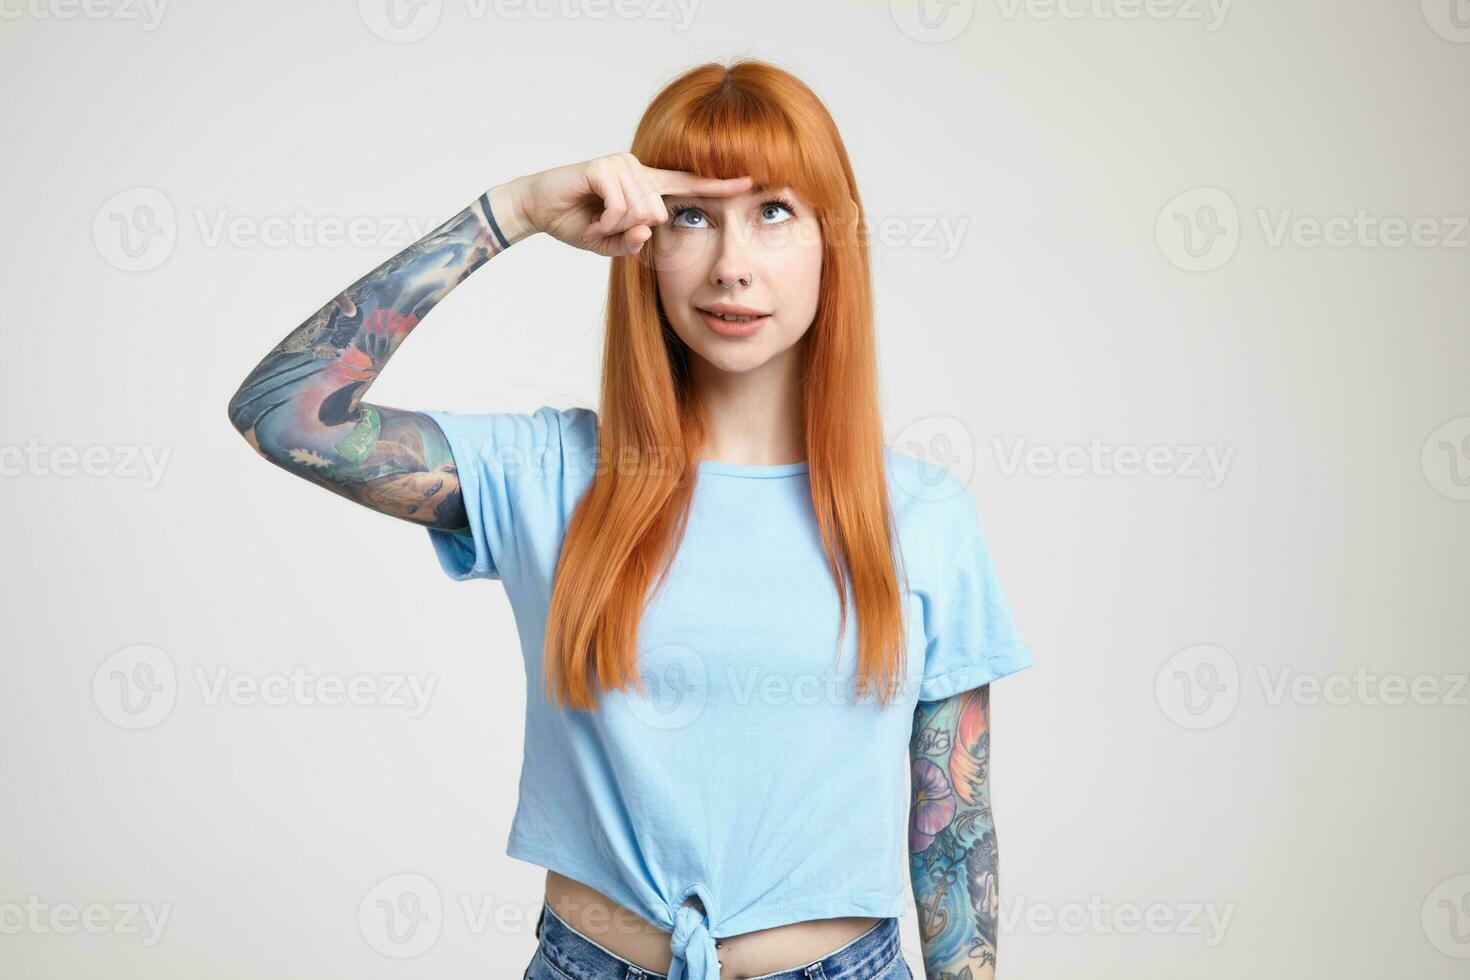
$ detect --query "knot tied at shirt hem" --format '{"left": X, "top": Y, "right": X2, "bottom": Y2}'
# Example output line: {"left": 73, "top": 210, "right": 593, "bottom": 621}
{"left": 668, "top": 900, "right": 720, "bottom": 980}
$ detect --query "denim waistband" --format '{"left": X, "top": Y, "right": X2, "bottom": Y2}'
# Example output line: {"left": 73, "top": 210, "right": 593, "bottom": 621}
{"left": 534, "top": 902, "right": 903, "bottom": 980}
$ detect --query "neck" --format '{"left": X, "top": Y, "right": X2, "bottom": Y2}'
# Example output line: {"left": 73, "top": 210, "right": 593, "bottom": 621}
{"left": 688, "top": 344, "right": 806, "bottom": 466}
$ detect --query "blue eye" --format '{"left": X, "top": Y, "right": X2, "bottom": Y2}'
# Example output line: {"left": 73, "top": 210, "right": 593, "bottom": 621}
{"left": 667, "top": 197, "right": 800, "bottom": 230}
{"left": 760, "top": 198, "right": 798, "bottom": 223}
{"left": 669, "top": 206, "right": 706, "bottom": 228}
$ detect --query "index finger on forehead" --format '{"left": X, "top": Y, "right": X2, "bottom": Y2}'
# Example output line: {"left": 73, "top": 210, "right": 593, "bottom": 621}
{"left": 651, "top": 170, "right": 755, "bottom": 198}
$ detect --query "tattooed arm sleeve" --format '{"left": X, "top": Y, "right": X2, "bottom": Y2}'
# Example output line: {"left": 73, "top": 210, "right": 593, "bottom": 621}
{"left": 909, "top": 685, "right": 1001, "bottom": 980}
{"left": 226, "top": 184, "right": 532, "bottom": 531}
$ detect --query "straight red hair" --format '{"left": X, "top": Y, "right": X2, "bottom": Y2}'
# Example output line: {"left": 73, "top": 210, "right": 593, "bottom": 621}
{"left": 543, "top": 59, "right": 908, "bottom": 709}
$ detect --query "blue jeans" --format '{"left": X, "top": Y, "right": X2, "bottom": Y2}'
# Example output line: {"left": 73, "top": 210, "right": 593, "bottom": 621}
{"left": 525, "top": 902, "right": 914, "bottom": 980}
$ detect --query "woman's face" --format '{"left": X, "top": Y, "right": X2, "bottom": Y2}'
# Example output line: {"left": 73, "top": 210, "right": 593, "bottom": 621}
{"left": 651, "top": 184, "right": 823, "bottom": 376}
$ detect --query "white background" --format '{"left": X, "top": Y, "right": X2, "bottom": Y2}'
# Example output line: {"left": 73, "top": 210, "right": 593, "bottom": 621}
{"left": 1, "top": 0, "right": 1468, "bottom": 977}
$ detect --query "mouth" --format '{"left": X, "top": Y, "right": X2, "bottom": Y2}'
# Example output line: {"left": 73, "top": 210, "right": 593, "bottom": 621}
{"left": 696, "top": 305, "right": 771, "bottom": 338}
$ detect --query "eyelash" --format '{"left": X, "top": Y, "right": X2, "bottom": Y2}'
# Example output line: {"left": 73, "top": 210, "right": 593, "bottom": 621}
{"left": 667, "top": 197, "right": 798, "bottom": 227}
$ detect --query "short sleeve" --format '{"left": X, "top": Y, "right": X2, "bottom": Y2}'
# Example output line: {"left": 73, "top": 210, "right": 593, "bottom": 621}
{"left": 918, "top": 495, "right": 1034, "bottom": 701}
{"left": 420, "top": 405, "right": 593, "bottom": 582}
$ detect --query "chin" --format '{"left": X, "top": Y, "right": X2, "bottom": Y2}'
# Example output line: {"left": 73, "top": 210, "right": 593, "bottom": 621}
{"left": 688, "top": 342, "right": 776, "bottom": 375}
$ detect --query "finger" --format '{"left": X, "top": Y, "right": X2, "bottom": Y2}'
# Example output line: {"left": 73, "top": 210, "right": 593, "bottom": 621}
{"left": 610, "top": 171, "right": 651, "bottom": 236}
{"left": 649, "top": 170, "right": 754, "bottom": 199}
{"left": 626, "top": 172, "right": 667, "bottom": 227}
{"left": 591, "top": 171, "right": 643, "bottom": 240}
{"left": 619, "top": 224, "right": 652, "bottom": 255}
{"left": 603, "top": 171, "right": 661, "bottom": 238}
{"left": 584, "top": 166, "right": 627, "bottom": 241}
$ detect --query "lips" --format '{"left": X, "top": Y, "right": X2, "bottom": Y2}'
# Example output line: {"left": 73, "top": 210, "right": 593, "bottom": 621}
{"left": 696, "top": 306, "right": 770, "bottom": 338}
{"left": 696, "top": 304, "right": 770, "bottom": 319}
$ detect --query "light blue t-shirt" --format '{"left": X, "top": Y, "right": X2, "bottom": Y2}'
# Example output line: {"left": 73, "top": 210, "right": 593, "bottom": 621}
{"left": 424, "top": 405, "right": 1032, "bottom": 980}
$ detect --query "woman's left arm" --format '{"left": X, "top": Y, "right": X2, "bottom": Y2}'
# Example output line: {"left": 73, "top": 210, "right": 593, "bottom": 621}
{"left": 908, "top": 685, "right": 1001, "bottom": 980}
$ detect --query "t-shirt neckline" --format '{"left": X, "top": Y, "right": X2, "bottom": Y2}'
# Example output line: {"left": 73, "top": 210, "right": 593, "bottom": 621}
{"left": 695, "top": 460, "right": 809, "bottom": 479}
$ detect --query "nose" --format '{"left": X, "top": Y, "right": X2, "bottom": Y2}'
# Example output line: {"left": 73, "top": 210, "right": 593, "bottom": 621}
{"left": 710, "top": 223, "right": 753, "bottom": 289}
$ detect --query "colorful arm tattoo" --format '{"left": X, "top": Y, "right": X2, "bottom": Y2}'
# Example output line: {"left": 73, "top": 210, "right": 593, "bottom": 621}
{"left": 227, "top": 191, "right": 516, "bottom": 530}
{"left": 909, "top": 685, "right": 1000, "bottom": 980}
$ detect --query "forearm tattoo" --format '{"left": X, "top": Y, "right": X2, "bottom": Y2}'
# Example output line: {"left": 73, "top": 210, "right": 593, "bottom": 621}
{"left": 909, "top": 685, "right": 1000, "bottom": 980}
{"left": 228, "top": 194, "right": 511, "bottom": 529}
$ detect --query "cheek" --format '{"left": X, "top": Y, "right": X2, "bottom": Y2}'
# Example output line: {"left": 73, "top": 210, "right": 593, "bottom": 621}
{"left": 651, "top": 230, "right": 714, "bottom": 294}
{"left": 769, "top": 236, "right": 823, "bottom": 316}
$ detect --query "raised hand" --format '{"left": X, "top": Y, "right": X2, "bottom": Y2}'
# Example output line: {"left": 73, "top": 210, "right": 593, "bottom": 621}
{"left": 511, "top": 152, "right": 753, "bottom": 257}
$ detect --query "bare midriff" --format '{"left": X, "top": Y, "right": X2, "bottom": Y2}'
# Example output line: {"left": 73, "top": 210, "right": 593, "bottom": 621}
{"left": 544, "top": 870, "right": 884, "bottom": 979}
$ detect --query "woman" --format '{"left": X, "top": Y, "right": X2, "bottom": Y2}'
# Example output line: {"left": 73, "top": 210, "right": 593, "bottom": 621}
{"left": 228, "top": 59, "right": 1032, "bottom": 980}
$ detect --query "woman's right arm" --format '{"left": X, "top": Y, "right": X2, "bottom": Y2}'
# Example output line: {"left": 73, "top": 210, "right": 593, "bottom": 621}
{"left": 225, "top": 181, "right": 537, "bottom": 531}
{"left": 226, "top": 154, "right": 750, "bottom": 531}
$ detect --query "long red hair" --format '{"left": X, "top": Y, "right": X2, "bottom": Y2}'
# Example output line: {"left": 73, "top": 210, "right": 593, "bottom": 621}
{"left": 543, "top": 58, "right": 907, "bottom": 709}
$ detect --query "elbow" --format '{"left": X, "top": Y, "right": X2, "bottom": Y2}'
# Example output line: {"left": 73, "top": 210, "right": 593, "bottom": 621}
{"left": 226, "top": 388, "right": 247, "bottom": 436}
{"left": 227, "top": 384, "right": 284, "bottom": 461}
{"left": 226, "top": 386, "right": 259, "bottom": 446}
